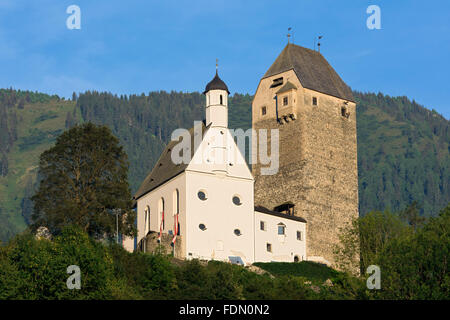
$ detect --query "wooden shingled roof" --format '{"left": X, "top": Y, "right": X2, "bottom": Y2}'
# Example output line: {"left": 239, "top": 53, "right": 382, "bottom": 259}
{"left": 263, "top": 43, "right": 354, "bottom": 102}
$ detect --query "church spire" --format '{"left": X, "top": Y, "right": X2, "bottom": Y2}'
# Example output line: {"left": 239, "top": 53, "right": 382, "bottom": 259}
{"left": 204, "top": 62, "right": 229, "bottom": 128}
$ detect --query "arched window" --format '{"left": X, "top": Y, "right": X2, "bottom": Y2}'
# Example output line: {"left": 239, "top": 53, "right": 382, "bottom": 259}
{"left": 173, "top": 189, "right": 180, "bottom": 215}
{"left": 173, "top": 189, "right": 180, "bottom": 235}
{"left": 144, "top": 206, "right": 151, "bottom": 235}
{"left": 158, "top": 198, "right": 165, "bottom": 230}
{"left": 220, "top": 94, "right": 223, "bottom": 105}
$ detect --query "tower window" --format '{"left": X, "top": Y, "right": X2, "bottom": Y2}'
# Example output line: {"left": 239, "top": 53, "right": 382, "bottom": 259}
{"left": 266, "top": 243, "right": 272, "bottom": 252}
{"left": 297, "top": 231, "right": 303, "bottom": 241}
{"left": 312, "top": 97, "right": 317, "bottom": 105}
{"left": 283, "top": 96, "right": 288, "bottom": 106}
{"left": 232, "top": 195, "right": 242, "bottom": 206}
{"left": 261, "top": 106, "right": 267, "bottom": 116}
{"left": 341, "top": 107, "right": 350, "bottom": 118}
{"left": 220, "top": 95, "right": 223, "bottom": 105}
{"left": 234, "top": 229, "right": 242, "bottom": 236}
{"left": 278, "top": 224, "right": 286, "bottom": 235}
{"left": 260, "top": 221, "right": 266, "bottom": 231}
{"left": 199, "top": 223, "right": 207, "bottom": 231}
{"left": 270, "top": 77, "right": 283, "bottom": 88}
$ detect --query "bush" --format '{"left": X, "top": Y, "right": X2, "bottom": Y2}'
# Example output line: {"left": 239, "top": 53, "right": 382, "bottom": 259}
{"left": 0, "top": 226, "right": 114, "bottom": 299}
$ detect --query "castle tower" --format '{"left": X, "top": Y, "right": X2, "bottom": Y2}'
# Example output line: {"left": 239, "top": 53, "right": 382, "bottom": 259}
{"left": 252, "top": 43, "right": 359, "bottom": 267}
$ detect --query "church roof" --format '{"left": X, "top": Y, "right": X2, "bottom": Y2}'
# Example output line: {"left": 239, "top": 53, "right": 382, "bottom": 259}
{"left": 255, "top": 205, "right": 307, "bottom": 223}
{"left": 134, "top": 121, "right": 210, "bottom": 200}
{"left": 204, "top": 71, "right": 230, "bottom": 94}
{"left": 275, "top": 80, "right": 297, "bottom": 94}
{"left": 263, "top": 43, "right": 354, "bottom": 102}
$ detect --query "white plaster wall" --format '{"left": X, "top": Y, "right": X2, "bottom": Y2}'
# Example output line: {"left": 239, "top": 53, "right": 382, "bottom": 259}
{"left": 136, "top": 172, "right": 187, "bottom": 256}
{"left": 184, "top": 170, "right": 255, "bottom": 265}
{"left": 206, "top": 89, "right": 228, "bottom": 128}
{"left": 183, "top": 124, "right": 255, "bottom": 264}
{"left": 254, "top": 211, "right": 306, "bottom": 262}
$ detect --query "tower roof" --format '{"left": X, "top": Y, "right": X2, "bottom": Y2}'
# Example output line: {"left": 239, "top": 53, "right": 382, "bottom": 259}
{"left": 263, "top": 43, "right": 354, "bottom": 102}
{"left": 204, "top": 71, "right": 230, "bottom": 94}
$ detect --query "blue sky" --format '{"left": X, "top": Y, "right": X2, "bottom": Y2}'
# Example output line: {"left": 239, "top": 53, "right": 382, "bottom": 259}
{"left": 0, "top": 0, "right": 449, "bottom": 118}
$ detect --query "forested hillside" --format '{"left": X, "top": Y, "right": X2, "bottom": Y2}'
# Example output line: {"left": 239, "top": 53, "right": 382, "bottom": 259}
{"left": 0, "top": 88, "right": 448, "bottom": 242}
{"left": 355, "top": 92, "right": 449, "bottom": 215}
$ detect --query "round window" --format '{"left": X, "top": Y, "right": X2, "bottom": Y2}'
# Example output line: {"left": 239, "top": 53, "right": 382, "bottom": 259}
{"left": 199, "top": 224, "right": 206, "bottom": 231}
{"left": 198, "top": 191, "right": 207, "bottom": 201}
{"left": 234, "top": 229, "right": 242, "bottom": 236}
{"left": 232, "top": 196, "right": 241, "bottom": 206}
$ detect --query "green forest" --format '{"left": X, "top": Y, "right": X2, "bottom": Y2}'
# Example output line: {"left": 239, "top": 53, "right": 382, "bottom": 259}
{"left": 0, "top": 88, "right": 449, "bottom": 243}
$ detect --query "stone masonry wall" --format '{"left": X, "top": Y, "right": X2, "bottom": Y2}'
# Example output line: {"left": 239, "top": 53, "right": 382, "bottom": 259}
{"left": 138, "top": 231, "right": 184, "bottom": 259}
{"left": 252, "top": 72, "right": 359, "bottom": 268}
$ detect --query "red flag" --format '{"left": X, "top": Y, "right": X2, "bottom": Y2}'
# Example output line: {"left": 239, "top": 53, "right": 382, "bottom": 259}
{"left": 172, "top": 214, "right": 179, "bottom": 244}
{"left": 158, "top": 211, "right": 164, "bottom": 242}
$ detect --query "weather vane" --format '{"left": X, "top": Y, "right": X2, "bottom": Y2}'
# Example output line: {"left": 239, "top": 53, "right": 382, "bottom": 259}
{"left": 315, "top": 35, "right": 323, "bottom": 52}
{"left": 287, "top": 27, "right": 292, "bottom": 43}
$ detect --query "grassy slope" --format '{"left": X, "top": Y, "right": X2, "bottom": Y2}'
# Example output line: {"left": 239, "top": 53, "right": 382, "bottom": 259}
{"left": 253, "top": 261, "right": 339, "bottom": 283}
{"left": 0, "top": 99, "right": 76, "bottom": 237}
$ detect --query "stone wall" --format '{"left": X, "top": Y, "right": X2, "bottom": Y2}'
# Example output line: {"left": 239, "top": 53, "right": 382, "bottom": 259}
{"left": 252, "top": 72, "right": 359, "bottom": 268}
{"left": 138, "top": 231, "right": 184, "bottom": 259}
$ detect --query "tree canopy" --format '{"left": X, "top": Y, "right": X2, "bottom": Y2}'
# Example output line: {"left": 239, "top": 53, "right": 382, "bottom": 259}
{"left": 31, "top": 123, "right": 136, "bottom": 239}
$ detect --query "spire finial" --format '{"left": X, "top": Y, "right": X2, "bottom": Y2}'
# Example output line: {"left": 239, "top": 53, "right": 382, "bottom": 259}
{"left": 216, "top": 58, "right": 218, "bottom": 73}
{"left": 287, "top": 27, "right": 292, "bottom": 43}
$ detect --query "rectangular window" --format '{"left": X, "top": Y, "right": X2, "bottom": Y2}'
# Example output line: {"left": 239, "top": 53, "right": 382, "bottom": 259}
{"left": 260, "top": 221, "right": 266, "bottom": 231}
{"left": 312, "top": 97, "right": 317, "bottom": 105}
{"left": 261, "top": 106, "right": 266, "bottom": 116}
{"left": 278, "top": 225, "right": 285, "bottom": 235}
{"left": 283, "top": 96, "right": 288, "bottom": 106}
{"left": 266, "top": 243, "right": 272, "bottom": 252}
{"left": 297, "top": 231, "right": 303, "bottom": 241}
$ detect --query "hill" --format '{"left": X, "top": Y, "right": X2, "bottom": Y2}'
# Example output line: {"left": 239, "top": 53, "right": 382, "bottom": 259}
{"left": 0, "top": 89, "right": 448, "bottom": 242}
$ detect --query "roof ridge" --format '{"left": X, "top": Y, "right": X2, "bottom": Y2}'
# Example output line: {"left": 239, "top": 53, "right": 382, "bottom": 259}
{"left": 263, "top": 44, "right": 354, "bottom": 101}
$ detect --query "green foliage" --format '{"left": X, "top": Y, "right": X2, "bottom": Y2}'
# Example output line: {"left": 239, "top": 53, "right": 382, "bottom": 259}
{"left": 18, "top": 128, "right": 62, "bottom": 151}
{"left": 334, "top": 203, "right": 449, "bottom": 299}
{"left": 355, "top": 91, "right": 449, "bottom": 217}
{"left": 33, "top": 111, "right": 59, "bottom": 124}
{"left": 31, "top": 123, "right": 136, "bottom": 239}
{"left": 0, "top": 226, "right": 114, "bottom": 299}
{"left": 334, "top": 210, "right": 412, "bottom": 273}
{"left": 253, "top": 261, "right": 338, "bottom": 284}
{"left": 372, "top": 205, "right": 450, "bottom": 299}
{"left": 2, "top": 205, "right": 448, "bottom": 300}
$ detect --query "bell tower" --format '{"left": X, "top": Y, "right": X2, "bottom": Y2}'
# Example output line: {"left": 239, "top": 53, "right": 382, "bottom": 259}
{"left": 203, "top": 62, "right": 230, "bottom": 129}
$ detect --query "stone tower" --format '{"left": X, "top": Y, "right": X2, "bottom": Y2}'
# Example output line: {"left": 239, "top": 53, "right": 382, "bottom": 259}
{"left": 252, "top": 43, "right": 359, "bottom": 267}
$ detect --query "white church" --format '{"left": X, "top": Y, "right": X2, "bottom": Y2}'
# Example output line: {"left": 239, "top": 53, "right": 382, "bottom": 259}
{"left": 123, "top": 68, "right": 307, "bottom": 265}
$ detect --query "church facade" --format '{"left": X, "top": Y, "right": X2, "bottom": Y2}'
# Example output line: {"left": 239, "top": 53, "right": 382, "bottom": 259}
{"left": 126, "top": 43, "right": 357, "bottom": 267}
